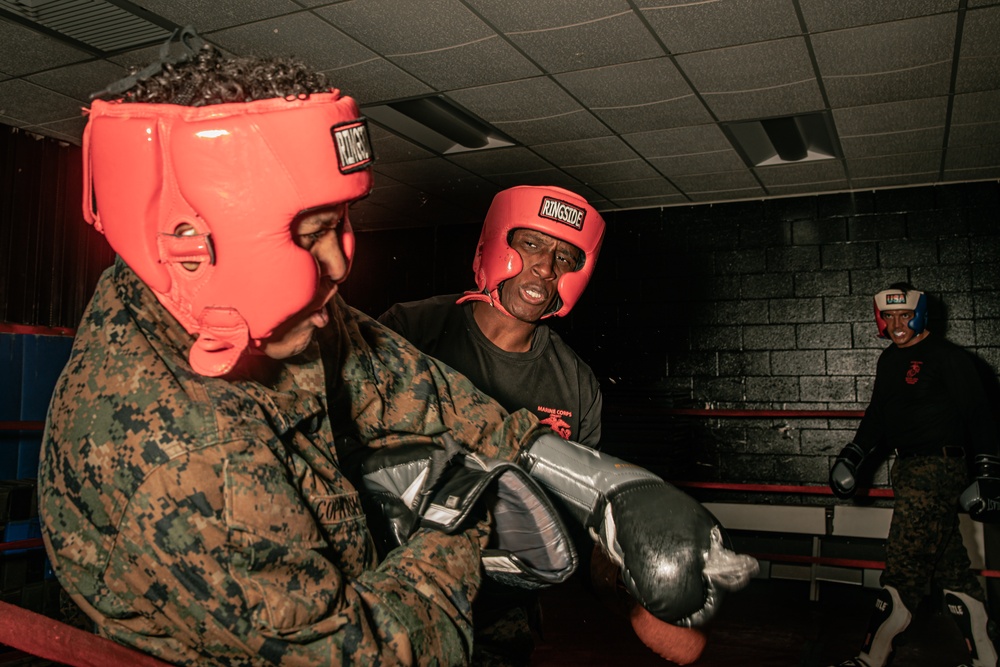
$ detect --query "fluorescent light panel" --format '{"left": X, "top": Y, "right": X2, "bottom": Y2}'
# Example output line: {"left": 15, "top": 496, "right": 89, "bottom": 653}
{"left": 726, "top": 112, "right": 841, "bottom": 167}
{"left": 0, "top": 0, "right": 175, "bottom": 54}
{"left": 364, "top": 95, "right": 515, "bottom": 155}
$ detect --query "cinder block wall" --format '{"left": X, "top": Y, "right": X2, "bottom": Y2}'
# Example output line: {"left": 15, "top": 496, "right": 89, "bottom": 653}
{"left": 562, "top": 181, "right": 1000, "bottom": 493}
{"left": 349, "top": 181, "right": 1000, "bottom": 497}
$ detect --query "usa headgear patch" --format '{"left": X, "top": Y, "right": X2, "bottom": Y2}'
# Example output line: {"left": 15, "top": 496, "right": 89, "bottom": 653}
{"left": 332, "top": 118, "right": 374, "bottom": 174}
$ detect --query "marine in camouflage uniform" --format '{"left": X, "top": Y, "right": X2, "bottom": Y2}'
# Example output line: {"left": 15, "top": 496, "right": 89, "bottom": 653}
{"left": 829, "top": 285, "right": 1000, "bottom": 667}
{"left": 39, "top": 258, "right": 545, "bottom": 666}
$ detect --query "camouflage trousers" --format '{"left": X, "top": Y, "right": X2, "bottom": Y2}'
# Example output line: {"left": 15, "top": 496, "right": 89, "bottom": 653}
{"left": 882, "top": 454, "right": 984, "bottom": 612}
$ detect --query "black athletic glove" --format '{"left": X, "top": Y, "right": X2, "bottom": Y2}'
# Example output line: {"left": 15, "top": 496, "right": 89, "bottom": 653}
{"left": 960, "top": 454, "right": 1000, "bottom": 523}
{"left": 830, "top": 442, "right": 867, "bottom": 500}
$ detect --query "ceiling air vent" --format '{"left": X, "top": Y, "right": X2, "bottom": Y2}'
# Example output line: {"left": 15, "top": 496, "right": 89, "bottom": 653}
{"left": 0, "top": 0, "right": 176, "bottom": 55}
{"left": 724, "top": 111, "right": 842, "bottom": 167}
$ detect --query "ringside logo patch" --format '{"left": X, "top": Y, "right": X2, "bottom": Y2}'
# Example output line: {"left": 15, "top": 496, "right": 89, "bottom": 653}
{"left": 331, "top": 118, "right": 374, "bottom": 174}
{"left": 539, "top": 196, "right": 586, "bottom": 230}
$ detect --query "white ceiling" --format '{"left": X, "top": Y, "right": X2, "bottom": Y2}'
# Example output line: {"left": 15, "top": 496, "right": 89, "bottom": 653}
{"left": 2, "top": 0, "right": 999, "bottom": 231}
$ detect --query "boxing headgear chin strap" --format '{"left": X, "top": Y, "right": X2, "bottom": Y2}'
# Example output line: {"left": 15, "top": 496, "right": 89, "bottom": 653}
{"left": 457, "top": 185, "right": 605, "bottom": 319}
{"left": 83, "top": 92, "right": 374, "bottom": 377}
{"left": 873, "top": 288, "right": 928, "bottom": 338}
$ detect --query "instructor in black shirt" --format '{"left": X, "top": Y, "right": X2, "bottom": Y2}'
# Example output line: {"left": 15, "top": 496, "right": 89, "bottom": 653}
{"left": 828, "top": 283, "right": 1000, "bottom": 667}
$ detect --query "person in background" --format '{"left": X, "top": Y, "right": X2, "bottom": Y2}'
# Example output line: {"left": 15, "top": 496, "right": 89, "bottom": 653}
{"left": 829, "top": 282, "right": 1000, "bottom": 667}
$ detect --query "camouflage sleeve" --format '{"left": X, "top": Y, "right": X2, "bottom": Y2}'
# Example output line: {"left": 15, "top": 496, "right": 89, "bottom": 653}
{"left": 101, "top": 445, "right": 484, "bottom": 666}
{"left": 337, "top": 301, "right": 545, "bottom": 462}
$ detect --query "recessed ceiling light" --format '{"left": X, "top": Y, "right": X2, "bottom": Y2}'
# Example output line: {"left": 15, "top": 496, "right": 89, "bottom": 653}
{"left": 363, "top": 95, "right": 515, "bottom": 155}
{"left": 724, "top": 111, "right": 842, "bottom": 167}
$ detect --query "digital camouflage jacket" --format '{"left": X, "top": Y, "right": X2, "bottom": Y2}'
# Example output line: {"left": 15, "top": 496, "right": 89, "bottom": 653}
{"left": 39, "top": 259, "right": 544, "bottom": 666}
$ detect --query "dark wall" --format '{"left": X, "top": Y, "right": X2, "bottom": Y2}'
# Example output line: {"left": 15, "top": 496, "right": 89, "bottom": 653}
{"left": 0, "top": 126, "right": 114, "bottom": 329}
{"left": 346, "top": 181, "right": 1000, "bottom": 497}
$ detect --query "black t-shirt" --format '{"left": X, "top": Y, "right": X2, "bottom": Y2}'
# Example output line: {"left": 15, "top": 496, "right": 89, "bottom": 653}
{"left": 378, "top": 294, "right": 602, "bottom": 448}
{"left": 855, "top": 333, "right": 999, "bottom": 457}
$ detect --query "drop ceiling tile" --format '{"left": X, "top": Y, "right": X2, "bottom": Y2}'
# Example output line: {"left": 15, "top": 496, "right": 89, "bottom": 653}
{"left": 556, "top": 58, "right": 712, "bottom": 132}
{"left": 812, "top": 14, "right": 956, "bottom": 106}
{"left": 446, "top": 146, "right": 553, "bottom": 175}
{"left": 375, "top": 157, "right": 477, "bottom": 186}
{"left": 209, "top": 13, "right": 374, "bottom": 70}
{"left": 0, "top": 79, "right": 85, "bottom": 125}
{"left": 0, "top": 20, "right": 91, "bottom": 76}
{"left": 325, "top": 59, "right": 432, "bottom": 105}
{"left": 955, "top": 6, "right": 1000, "bottom": 93}
{"left": 649, "top": 151, "right": 748, "bottom": 177}
{"left": 390, "top": 42, "right": 541, "bottom": 91}
{"left": 840, "top": 127, "right": 945, "bottom": 158}
{"left": 473, "top": 1, "right": 664, "bottom": 73}
{"left": 798, "top": 0, "right": 958, "bottom": 32}
{"left": 532, "top": 136, "right": 639, "bottom": 166}
{"left": 623, "top": 124, "right": 733, "bottom": 158}
{"left": 594, "top": 178, "right": 680, "bottom": 199}
{"left": 676, "top": 38, "right": 824, "bottom": 121}
{"left": 466, "top": 0, "right": 629, "bottom": 32}
{"left": 847, "top": 151, "right": 942, "bottom": 178}
{"left": 133, "top": 0, "right": 300, "bottom": 31}
{"left": 851, "top": 174, "right": 939, "bottom": 189}
{"left": 612, "top": 193, "right": 690, "bottom": 208}
{"left": 756, "top": 160, "right": 846, "bottom": 187}
{"left": 672, "top": 170, "right": 760, "bottom": 193}
{"left": 949, "top": 122, "right": 1000, "bottom": 147}
{"left": 687, "top": 187, "right": 765, "bottom": 203}
{"left": 316, "top": 1, "right": 540, "bottom": 89}
{"left": 636, "top": 0, "right": 800, "bottom": 53}
{"left": 952, "top": 90, "right": 1000, "bottom": 124}
{"left": 833, "top": 97, "right": 947, "bottom": 135}
{"left": 767, "top": 181, "right": 850, "bottom": 197}
{"left": 946, "top": 144, "right": 1000, "bottom": 170}
{"left": 318, "top": 0, "right": 488, "bottom": 52}
{"left": 942, "top": 167, "right": 1000, "bottom": 183}
{"left": 25, "top": 61, "right": 129, "bottom": 104}
{"left": 491, "top": 169, "right": 592, "bottom": 193}
{"left": 449, "top": 78, "right": 610, "bottom": 145}
{"left": 565, "top": 159, "right": 661, "bottom": 184}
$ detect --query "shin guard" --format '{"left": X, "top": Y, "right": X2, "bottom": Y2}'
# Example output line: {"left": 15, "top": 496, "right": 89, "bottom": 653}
{"left": 944, "top": 590, "right": 998, "bottom": 667}
{"left": 857, "top": 586, "right": 912, "bottom": 667}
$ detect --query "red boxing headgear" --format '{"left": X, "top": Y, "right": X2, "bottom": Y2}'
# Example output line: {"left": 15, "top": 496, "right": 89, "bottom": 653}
{"left": 82, "top": 92, "right": 374, "bottom": 377}
{"left": 458, "top": 185, "right": 605, "bottom": 318}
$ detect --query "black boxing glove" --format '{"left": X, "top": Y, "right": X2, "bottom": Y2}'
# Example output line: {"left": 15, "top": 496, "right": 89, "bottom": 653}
{"left": 517, "top": 433, "right": 758, "bottom": 627}
{"left": 830, "top": 442, "right": 868, "bottom": 499}
{"left": 960, "top": 454, "right": 1000, "bottom": 523}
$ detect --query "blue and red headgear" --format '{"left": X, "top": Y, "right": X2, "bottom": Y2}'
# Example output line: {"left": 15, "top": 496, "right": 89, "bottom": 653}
{"left": 873, "top": 288, "right": 928, "bottom": 338}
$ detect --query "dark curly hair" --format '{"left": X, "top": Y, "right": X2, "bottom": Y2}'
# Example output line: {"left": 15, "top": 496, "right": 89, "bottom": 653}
{"left": 121, "top": 43, "right": 332, "bottom": 106}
